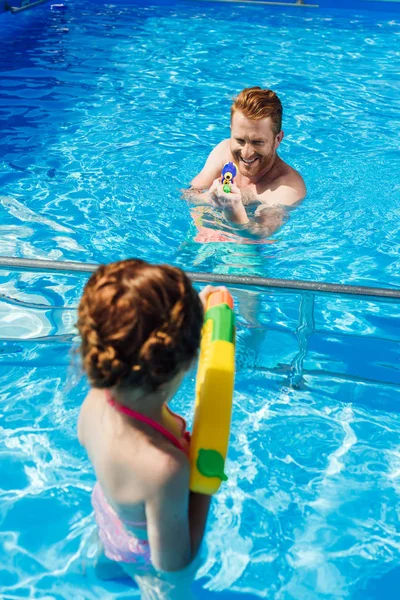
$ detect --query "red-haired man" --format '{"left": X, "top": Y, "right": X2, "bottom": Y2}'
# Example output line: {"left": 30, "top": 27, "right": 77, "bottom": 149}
{"left": 189, "top": 87, "right": 306, "bottom": 239}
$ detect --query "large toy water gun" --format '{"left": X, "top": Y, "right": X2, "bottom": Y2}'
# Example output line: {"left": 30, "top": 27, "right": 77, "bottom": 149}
{"left": 189, "top": 290, "right": 236, "bottom": 495}
{"left": 221, "top": 162, "right": 238, "bottom": 193}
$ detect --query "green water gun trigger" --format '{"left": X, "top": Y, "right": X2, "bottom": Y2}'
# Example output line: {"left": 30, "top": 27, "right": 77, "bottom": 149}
{"left": 197, "top": 448, "right": 228, "bottom": 482}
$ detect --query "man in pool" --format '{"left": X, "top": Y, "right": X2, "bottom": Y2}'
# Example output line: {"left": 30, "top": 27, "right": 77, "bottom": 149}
{"left": 188, "top": 86, "right": 306, "bottom": 239}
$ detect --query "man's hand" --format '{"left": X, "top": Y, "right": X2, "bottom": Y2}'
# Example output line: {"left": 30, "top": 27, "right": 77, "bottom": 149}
{"left": 208, "top": 179, "right": 249, "bottom": 225}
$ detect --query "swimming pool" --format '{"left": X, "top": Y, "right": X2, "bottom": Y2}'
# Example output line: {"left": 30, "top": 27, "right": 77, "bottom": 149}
{"left": 0, "top": 0, "right": 400, "bottom": 598}
{"left": 1, "top": 0, "right": 400, "bottom": 286}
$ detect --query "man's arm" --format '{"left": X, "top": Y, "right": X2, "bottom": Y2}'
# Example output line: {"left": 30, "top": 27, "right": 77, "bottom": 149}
{"left": 182, "top": 187, "right": 212, "bottom": 206}
{"left": 183, "top": 140, "right": 229, "bottom": 205}
{"left": 225, "top": 175, "right": 305, "bottom": 237}
{"left": 243, "top": 206, "right": 289, "bottom": 238}
{"left": 190, "top": 140, "right": 229, "bottom": 190}
{"left": 219, "top": 205, "right": 288, "bottom": 240}
{"left": 207, "top": 181, "right": 292, "bottom": 239}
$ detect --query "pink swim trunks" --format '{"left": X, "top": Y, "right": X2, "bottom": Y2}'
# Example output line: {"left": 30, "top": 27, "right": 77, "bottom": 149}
{"left": 194, "top": 226, "right": 275, "bottom": 244}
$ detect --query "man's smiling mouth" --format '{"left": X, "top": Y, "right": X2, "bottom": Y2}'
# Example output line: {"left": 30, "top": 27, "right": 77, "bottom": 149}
{"left": 240, "top": 157, "right": 258, "bottom": 165}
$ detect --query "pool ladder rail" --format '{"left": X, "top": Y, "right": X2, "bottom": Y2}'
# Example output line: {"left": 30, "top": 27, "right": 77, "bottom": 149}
{"left": 3, "top": 0, "right": 51, "bottom": 13}
{"left": 196, "top": 0, "right": 319, "bottom": 8}
{"left": 0, "top": 255, "right": 399, "bottom": 301}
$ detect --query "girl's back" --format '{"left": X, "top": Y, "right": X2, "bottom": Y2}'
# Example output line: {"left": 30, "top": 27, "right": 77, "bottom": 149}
{"left": 79, "top": 387, "right": 188, "bottom": 531}
{"left": 76, "top": 259, "right": 214, "bottom": 586}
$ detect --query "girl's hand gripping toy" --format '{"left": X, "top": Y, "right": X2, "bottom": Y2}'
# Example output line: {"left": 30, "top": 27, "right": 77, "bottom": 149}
{"left": 189, "top": 290, "right": 236, "bottom": 495}
{"left": 221, "top": 162, "right": 238, "bottom": 193}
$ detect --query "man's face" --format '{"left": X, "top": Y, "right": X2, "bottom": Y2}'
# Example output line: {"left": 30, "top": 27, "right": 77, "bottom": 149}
{"left": 230, "top": 111, "right": 283, "bottom": 179}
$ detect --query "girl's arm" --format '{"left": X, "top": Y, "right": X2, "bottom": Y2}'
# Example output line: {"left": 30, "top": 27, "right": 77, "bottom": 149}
{"left": 146, "top": 454, "right": 210, "bottom": 573}
{"left": 188, "top": 492, "right": 211, "bottom": 558}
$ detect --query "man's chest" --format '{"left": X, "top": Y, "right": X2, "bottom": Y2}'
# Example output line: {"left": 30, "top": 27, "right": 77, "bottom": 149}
{"left": 237, "top": 181, "right": 277, "bottom": 208}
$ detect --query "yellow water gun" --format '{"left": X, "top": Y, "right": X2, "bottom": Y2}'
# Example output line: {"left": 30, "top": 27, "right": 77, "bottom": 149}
{"left": 189, "top": 290, "right": 236, "bottom": 495}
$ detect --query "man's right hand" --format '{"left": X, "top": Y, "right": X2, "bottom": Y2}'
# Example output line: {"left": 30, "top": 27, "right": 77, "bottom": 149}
{"left": 209, "top": 178, "right": 240, "bottom": 208}
{"left": 208, "top": 179, "right": 249, "bottom": 225}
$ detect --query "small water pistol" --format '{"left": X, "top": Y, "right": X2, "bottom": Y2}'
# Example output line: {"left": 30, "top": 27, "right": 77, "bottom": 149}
{"left": 221, "top": 162, "right": 238, "bottom": 193}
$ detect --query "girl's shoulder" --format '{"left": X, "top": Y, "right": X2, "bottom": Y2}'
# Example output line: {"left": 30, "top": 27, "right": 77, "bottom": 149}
{"left": 77, "top": 389, "right": 104, "bottom": 447}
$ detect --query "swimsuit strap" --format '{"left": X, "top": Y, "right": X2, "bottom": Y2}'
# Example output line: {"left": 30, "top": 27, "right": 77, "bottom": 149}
{"left": 105, "top": 390, "right": 186, "bottom": 453}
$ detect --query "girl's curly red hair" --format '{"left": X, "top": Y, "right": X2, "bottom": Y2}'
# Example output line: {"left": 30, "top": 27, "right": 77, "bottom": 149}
{"left": 77, "top": 259, "right": 203, "bottom": 391}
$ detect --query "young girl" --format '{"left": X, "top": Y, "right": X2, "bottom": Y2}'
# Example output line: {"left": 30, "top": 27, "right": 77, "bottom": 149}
{"left": 77, "top": 259, "right": 219, "bottom": 592}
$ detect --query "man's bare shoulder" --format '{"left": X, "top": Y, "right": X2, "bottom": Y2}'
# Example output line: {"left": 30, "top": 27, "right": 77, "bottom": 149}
{"left": 259, "top": 161, "right": 306, "bottom": 207}
{"left": 209, "top": 138, "right": 231, "bottom": 163}
{"left": 275, "top": 161, "right": 306, "bottom": 203}
{"left": 218, "top": 138, "right": 231, "bottom": 153}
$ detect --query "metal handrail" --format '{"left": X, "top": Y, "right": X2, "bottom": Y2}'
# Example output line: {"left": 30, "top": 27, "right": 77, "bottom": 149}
{"left": 0, "top": 256, "right": 399, "bottom": 300}
{"left": 5, "top": 0, "right": 49, "bottom": 13}
{"left": 196, "top": 0, "right": 319, "bottom": 7}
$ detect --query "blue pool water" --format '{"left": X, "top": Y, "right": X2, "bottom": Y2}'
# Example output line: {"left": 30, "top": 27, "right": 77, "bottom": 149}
{"left": 0, "top": 0, "right": 400, "bottom": 286}
{"left": 0, "top": 1, "right": 400, "bottom": 598}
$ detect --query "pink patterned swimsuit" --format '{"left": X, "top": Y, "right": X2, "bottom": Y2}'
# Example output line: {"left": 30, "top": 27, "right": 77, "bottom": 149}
{"left": 91, "top": 392, "right": 190, "bottom": 564}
